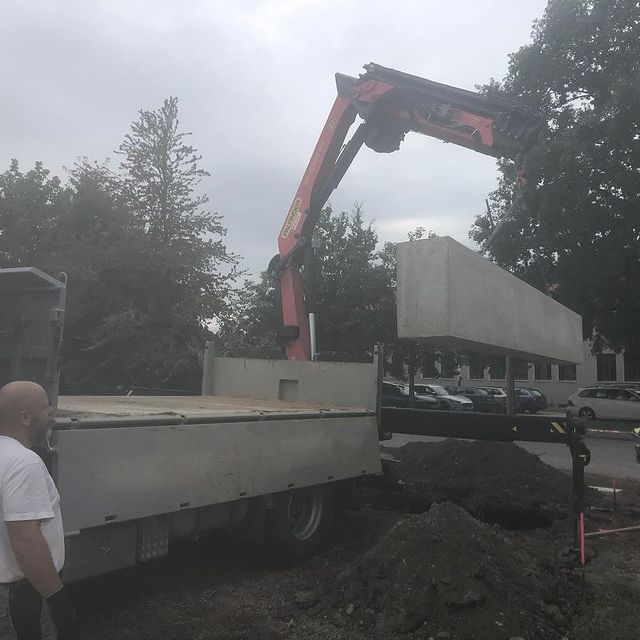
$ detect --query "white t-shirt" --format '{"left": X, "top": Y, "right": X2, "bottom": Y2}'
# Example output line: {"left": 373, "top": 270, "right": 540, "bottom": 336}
{"left": 0, "top": 435, "right": 65, "bottom": 583}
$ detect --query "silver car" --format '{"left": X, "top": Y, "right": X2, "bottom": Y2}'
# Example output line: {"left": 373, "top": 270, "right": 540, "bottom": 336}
{"left": 414, "top": 384, "right": 474, "bottom": 411}
{"left": 568, "top": 386, "right": 640, "bottom": 420}
{"left": 478, "top": 387, "right": 507, "bottom": 413}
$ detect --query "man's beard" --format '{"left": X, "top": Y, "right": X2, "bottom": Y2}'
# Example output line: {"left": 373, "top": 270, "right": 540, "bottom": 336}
{"left": 31, "top": 417, "right": 53, "bottom": 446}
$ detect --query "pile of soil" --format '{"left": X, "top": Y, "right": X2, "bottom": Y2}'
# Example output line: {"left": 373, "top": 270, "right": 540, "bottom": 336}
{"left": 381, "top": 440, "right": 574, "bottom": 529}
{"left": 322, "top": 502, "right": 577, "bottom": 640}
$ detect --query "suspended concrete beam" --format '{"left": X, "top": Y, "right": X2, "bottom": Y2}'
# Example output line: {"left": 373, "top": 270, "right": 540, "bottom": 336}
{"left": 396, "top": 236, "right": 583, "bottom": 364}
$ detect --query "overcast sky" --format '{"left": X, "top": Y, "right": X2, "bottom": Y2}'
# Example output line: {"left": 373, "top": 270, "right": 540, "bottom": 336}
{"left": 1, "top": 0, "right": 548, "bottom": 276}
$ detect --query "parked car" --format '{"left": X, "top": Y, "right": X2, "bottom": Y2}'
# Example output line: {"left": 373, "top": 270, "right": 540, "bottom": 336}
{"left": 525, "top": 388, "right": 548, "bottom": 411}
{"left": 381, "top": 382, "right": 440, "bottom": 410}
{"left": 413, "top": 384, "right": 474, "bottom": 411}
{"left": 447, "top": 386, "right": 498, "bottom": 413}
{"left": 510, "top": 387, "right": 547, "bottom": 413}
{"left": 567, "top": 386, "right": 640, "bottom": 420}
{"left": 476, "top": 387, "right": 546, "bottom": 413}
{"left": 477, "top": 387, "right": 507, "bottom": 413}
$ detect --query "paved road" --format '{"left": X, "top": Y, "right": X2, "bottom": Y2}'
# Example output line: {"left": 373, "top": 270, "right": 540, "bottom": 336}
{"left": 386, "top": 432, "right": 640, "bottom": 480}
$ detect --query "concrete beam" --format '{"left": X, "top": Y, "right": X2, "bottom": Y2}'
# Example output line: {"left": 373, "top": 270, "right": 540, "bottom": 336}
{"left": 396, "top": 236, "right": 583, "bottom": 364}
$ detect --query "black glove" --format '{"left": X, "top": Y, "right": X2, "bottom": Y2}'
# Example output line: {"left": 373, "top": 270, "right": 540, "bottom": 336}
{"left": 46, "top": 587, "right": 79, "bottom": 640}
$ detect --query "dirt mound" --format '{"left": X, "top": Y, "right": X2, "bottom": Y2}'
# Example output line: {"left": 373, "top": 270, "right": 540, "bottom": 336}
{"left": 382, "top": 440, "right": 573, "bottom": 529}
{"left": 326, "top": 502, "right": 576, "bottom": 640}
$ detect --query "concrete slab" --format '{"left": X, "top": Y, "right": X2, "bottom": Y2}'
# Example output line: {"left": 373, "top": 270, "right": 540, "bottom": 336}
{"left": 396, "top": 236, "right": 583, "bottom": 364}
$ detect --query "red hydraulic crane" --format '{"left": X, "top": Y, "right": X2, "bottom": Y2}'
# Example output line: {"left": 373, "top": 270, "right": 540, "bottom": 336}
{"left": 269, "top": 63, "right": 541, "bottom": 361}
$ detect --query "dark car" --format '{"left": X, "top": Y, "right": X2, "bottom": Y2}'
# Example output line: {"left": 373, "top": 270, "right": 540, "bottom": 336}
{"left": 414, "top": 384, "right": 474, "bottom": 411}
{"left": 381, "top": 382, "right": 440, "bottom": 410}
{"left": 477, "top": 387, "right": 508, "bottom": 413}
{"left": 525, "top": 388, "right": 548, "bottom": 411}
{"left": 512, "top": 387, "right": 547, "bottom": 413}
{"left": 447, "top": 386, "right": 498, "bottom": 413}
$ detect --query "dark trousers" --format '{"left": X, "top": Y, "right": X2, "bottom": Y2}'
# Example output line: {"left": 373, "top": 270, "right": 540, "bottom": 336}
{"left": 0, "top": 580, "right": 55, "bottom": 640}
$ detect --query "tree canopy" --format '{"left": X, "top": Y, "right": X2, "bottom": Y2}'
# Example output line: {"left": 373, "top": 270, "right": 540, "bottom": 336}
{"left": 471, "top": 0, "right": 640, "bottom": 357}
{"left": 217, "top": 205, "right": 395, "bottom": 362}
{"left": 0, "top": 98, "right": 238, "bottom": 392}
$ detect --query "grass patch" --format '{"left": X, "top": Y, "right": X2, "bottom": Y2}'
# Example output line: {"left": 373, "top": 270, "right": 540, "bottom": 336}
{"left": 572, "top": 582, "right": 640, "bottom": 640}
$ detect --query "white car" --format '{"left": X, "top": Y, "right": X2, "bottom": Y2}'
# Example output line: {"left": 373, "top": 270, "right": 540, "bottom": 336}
{"left": 567, "top": 386, "right": 640, "bottom": 420}
{"left": 414, "top": 384, "right": 474, "bottom": 411}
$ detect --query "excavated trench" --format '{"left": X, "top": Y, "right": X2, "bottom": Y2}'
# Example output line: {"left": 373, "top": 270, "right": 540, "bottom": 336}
{"left": 365, "top": 486, "right": 560, "bottom": 530}
{"left": 475, "top": 504, "right": 557, "bottom": 530}
{"left": 380, "top": 439, "right": 574, "bottom": 531}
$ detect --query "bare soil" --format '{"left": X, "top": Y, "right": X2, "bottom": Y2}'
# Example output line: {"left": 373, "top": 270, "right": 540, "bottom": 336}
{"left": 72, "top": 440, "right": 640, "bottom": 640}
{"left": 378, "top": 440, "right": 575, "bottom": 529}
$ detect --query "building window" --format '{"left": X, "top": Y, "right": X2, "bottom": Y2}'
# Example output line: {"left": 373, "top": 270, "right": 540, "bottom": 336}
{"left": 440, "top": 353, "right": 457, "bottom": 379}
{"left": 468, "top": 353, "right": 485, "bottom": 380}
{"left": 489, "top": 356, "right": 506, "bottom": 380}
{"left": 421, "top": 351, "right": 438, "bottom": 379}
{"left": 534, "top": 362, "right": 552, "bottom": 381}
{"left": 558, "top": 364, "right": 577, "bottom": 381}
{"left": 596, "top": 353, "right": 617, "bottom": 382}
{"left": 625, "top": 352, "right": 640, "bottom": 382}
{"left": 513, "top": 359, "right": 529, "bottom": 381}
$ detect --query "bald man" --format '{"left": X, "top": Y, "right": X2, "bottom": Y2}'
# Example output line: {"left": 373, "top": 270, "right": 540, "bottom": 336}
{"left": 0, "top": 381, "right": 78, "bottom": 640}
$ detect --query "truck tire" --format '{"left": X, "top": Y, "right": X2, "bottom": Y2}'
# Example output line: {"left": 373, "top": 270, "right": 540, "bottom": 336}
{"left": 269, "top": 484, "right": 335, "bottom": 562}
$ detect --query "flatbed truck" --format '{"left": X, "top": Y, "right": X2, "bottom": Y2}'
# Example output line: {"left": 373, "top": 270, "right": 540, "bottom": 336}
{"left": 54, "top": 351, "right": 382, "bottom": 581}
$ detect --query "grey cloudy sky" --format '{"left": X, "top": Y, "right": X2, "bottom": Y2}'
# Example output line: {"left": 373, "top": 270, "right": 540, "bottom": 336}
{"left": 1, "top": 0, "right": 547, "bottom": 276}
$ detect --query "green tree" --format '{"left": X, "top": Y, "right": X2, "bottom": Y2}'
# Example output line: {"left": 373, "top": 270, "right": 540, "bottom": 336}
{"left": 471, "top": 0, "right": 640, "bottom": 354}
{"left": 217, "top": 204, "right": 396, "bottom": 362}
{"left": 0, "top": 159, "right": 150, "bottom": 392}
{"left": 94, "top": 96, "right": 241, "bottom": 389}
{"left": 0, "top": 160, "right": 70, "bottom": 267}
{"left": 313, "top": 204, "right": 395, "bottom": 360}
{"left": 216, "top": 273, "right": 283, "bottom": 359}
{"left": 57, "top": 160, "right": 157, "bottom": 392}
{"left": 0, "top": 97, "right": 239, "bottom": 392}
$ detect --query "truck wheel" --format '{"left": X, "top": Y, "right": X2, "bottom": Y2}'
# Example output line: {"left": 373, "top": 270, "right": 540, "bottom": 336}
{"left": 270, "top": 485, "right": 335, "bottom": 562}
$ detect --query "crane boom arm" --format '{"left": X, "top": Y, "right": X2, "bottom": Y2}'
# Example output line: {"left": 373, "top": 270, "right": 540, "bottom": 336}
{"left": 271, "top": 63, "right": 541, "bottom": 361}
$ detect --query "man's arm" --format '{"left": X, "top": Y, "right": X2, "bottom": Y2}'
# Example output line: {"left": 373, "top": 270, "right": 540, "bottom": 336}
{"left": 6, "top": 519, "right": 62, "bottom": 596}
{"left": 7, "top": 519, "right": 78, "bottom": 639}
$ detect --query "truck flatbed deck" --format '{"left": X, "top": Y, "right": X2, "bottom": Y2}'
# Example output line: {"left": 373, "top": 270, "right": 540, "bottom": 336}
{"left": 56, "top": 394, "right": 371, "bottom": 420}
